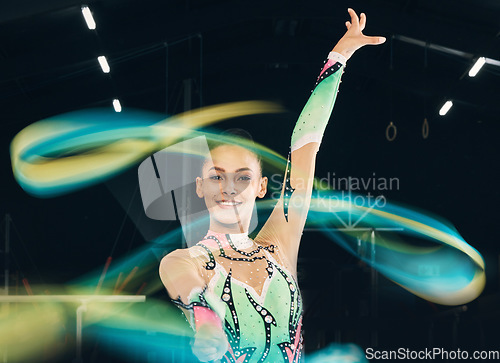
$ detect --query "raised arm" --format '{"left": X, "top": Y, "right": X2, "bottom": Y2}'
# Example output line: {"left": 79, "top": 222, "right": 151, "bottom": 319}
{"left": 256, "top": 8, "right": 386, "bottom": 270}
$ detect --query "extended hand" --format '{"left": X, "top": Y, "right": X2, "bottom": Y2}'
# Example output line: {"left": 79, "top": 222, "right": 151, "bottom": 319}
{"left": 332, "top": 8, "right": 386, "bottom": 61}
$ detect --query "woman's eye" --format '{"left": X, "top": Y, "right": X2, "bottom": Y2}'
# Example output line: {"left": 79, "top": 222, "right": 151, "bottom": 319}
{"left": 238, "top": 175, "right": 251, "bottom": 181}
{"left": 209, "top": 175, "right": 222, "bottom": 180}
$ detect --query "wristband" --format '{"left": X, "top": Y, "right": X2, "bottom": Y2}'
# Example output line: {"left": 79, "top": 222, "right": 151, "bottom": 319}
{"left": 328, "top": 51, "right": 347, "bottom": 66}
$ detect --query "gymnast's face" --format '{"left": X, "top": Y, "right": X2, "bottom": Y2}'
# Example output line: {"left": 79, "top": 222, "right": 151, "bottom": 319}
{"left": 196, "top": 144, "right": 267, "bottom": 233}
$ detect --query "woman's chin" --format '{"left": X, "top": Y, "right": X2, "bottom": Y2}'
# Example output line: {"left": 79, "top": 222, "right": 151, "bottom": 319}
{"left": 213, "top": 217, "right": 243, "bottom": 227}
{"left": 210, "top": 212, "right": 248, "bottom": 228}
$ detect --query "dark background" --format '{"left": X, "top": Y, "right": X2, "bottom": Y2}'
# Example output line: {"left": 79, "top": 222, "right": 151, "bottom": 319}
{"left": 1, "top": 0, "right": 499, "bottom": 362}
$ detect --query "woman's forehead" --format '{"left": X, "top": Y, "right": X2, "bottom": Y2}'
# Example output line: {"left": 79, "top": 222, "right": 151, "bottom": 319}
{"left": 204, "top": 145, "right": 259, "bottom": 172}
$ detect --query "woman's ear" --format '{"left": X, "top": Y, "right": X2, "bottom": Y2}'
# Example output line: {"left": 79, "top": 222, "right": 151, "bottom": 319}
{"left": 257, "top": 176, "right": 268, "bottom": 198}
{"left": 195, "top": 176, "right": 204, "bottom": 198}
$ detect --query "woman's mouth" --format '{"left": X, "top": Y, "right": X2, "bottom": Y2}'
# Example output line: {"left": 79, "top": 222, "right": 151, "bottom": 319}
{"left": 216, "top": 200, "right": 242, "bottom": 209}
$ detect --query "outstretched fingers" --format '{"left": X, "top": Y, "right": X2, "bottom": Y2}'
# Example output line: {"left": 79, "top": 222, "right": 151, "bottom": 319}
{"left": 359, "top": 12, "right": 366, "bottom": 31}
{"left": 363, "top": 34, "right": 387, "bottom": 45}
{"left": 347, "top": 8, "right": 359, "bottom": 28}
{"left": 333, "top": 9, "right": 386, "bottom": 60}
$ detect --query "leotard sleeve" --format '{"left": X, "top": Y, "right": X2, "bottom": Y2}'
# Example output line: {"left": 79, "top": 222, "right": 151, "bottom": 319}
{"left": 159, "top": 248, "right": 226, "bottom": 331}
{"left": 256, "top": 51, "right": 346, "bottom": 273}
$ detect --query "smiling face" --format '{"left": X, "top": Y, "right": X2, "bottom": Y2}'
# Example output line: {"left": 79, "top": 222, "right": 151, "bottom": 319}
{"left": 196, "top": 144, "right": 267, "bottom": 234}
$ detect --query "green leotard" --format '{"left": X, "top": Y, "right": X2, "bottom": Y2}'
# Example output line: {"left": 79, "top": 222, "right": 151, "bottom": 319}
{"left": 163, "top": 52, "right": 345, "bottom": 362}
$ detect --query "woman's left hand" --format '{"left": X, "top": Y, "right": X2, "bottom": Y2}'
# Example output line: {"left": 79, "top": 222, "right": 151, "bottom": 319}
{"left": 332, "top": 8, "right": 386, "bottom": 61}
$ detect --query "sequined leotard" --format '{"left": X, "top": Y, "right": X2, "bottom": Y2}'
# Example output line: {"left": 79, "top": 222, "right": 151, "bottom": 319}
{"left": 160, "top": 51, "right": 345, "bottom": 362}
{"left": 168, "top": 230, "right": 304, "bottom": 362}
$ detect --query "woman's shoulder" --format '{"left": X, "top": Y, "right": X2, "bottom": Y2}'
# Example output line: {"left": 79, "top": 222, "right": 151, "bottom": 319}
{"left": 159, "top": 248, "right": 189, "bottom": 271}
{"left": 254, "top": 234, "right": 278, "bottom": 249}
{"left": 161, "top": 247, "right": 189, "bottom": 260}
{"left": 160, "top": 244, "right": 212, "bottom": 265}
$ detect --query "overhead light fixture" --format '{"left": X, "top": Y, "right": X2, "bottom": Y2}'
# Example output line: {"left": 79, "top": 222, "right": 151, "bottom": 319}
{"left": 439, "top": 100, "right": 453, "bottom": 116}
{"left": 113, "top": 99, "right": 122, "bottom": 112}
{"left": 97, "top": 56, "right": 110, "bottom": 73}
{"left": 468, "top": 57, "right": 486, "bottom": 77}
{"left": 81, "top": 5, "right": 96, "bottom": 30}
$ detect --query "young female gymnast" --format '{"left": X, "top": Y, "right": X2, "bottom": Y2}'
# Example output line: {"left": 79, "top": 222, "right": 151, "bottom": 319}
{"left": 160, "top": 8, "right": 385, "bottom": 362}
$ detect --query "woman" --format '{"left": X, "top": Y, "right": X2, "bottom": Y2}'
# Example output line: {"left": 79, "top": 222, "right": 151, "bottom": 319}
{"left": 160, "top": 8, "right": 385, "bottom": 362}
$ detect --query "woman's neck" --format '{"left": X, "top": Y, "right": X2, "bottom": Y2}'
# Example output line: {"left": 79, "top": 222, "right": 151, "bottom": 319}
{"left": 209, "top": 219, "right": 248, "bottom": 235}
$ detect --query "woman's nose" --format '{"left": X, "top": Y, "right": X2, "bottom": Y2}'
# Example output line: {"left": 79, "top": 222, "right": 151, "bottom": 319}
{"left": 221, "top": 179, "right": 237, "bottom": 195}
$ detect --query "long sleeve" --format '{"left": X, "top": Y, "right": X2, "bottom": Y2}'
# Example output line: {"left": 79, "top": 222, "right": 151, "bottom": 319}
{"left": 256, "top": 51, "right": 346, "bottom": 271}
{"left": 159, "top": 248, "right": 226, "bottom": 330}
{"left": 291, "top": 51, "right": 346, "bottom": 151}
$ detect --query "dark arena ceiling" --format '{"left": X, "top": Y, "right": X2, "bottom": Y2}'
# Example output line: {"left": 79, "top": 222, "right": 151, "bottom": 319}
{"left": 0, "top": 0, "right": 499, "bottom": 361}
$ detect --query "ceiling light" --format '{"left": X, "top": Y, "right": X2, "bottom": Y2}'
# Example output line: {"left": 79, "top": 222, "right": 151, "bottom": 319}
{"left": 113, "top": 99, "right": 122, "bottom": 112}
{"left": 468, "top": 57, "right": 486, "bottom": 77}
{"left": 97, "top": 56, "right": 110, "bottom": 73}
{"left": 81, "top": 5, "right": 96, "bottom": 30}
{"left": 439, "top": 100, "right": 453, "bottom": 116}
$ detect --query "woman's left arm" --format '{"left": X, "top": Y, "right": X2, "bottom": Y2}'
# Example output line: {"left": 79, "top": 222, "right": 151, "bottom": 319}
{"left": 257, "top": 8, "right": 386, "bottom": 267}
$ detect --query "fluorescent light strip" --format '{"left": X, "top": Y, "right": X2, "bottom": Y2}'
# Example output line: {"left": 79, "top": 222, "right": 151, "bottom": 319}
{"left": 81, "top": 6, "right": 96, "bottom": 30}
{"left": 98, "top": 56, "right": 110, "bottom": 73}
{"left": 113, "top": 99, "right": 122, "bottom": 112}
{"left": 439, "top": 100, "right": 453, "bottom": 116}
{"left": 468, "top": 57, "right": 486, "bottom": 77}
